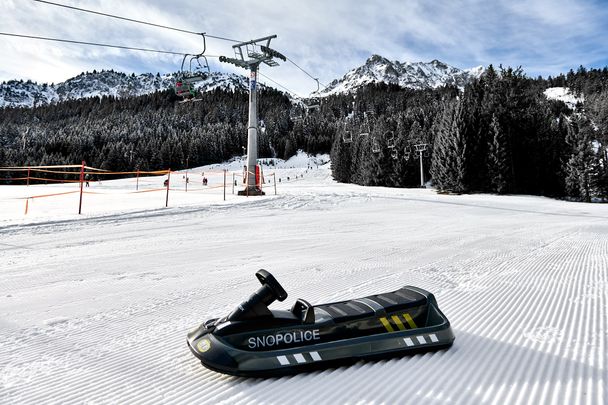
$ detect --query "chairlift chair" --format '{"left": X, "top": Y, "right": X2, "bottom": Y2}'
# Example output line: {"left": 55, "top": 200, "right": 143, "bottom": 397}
{"left": 386, "top": 131, "right": 396, "bottom": 149}
{"left": 371, "top": 137, "right": 381, "bottom": 153}
{"left": 343, "top": 130, "right": 353, "bottom": 143}
{"left": 341, "top": 121, "right": 353, "bottom": 143}
{"left": 290, "top": 109, "right": 302, "bottom": 122}
{"left": 404, "top": 146, "right": 412, "bottom": 160}
{"left": 359, "top": 113, "right": 371, "bottom": 137}
{"left": 305, "top": 96, "right": 321, "bottom": 111}
{"left": 391, "top": 148, "right": 398, "bottom": 160}
{"left": 175, "top": 36, "right": 211, "bottom": 102}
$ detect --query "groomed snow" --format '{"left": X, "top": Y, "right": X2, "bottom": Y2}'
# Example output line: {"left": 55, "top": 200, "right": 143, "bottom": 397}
{"left": 0, "top": 153, "right": 606, "bottom": 404}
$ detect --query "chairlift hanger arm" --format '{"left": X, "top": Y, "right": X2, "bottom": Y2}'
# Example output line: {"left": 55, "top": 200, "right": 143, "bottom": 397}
{"left": 232, "top": 35, "right": 277, "bottom": 49}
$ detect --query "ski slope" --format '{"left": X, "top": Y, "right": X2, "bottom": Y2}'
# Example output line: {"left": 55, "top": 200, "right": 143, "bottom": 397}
{"left": 0, "top": 154, "right": 606, "bottom": 404}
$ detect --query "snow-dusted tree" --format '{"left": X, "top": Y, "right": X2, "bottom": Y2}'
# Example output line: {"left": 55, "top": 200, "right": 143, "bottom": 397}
{"left": 330, "top": 129, "right": 352, "bottom": 183}
{"left": 430, "top": 100, "right": 467, "bottom": 193}
{"left": 487, "top": 114, "right": 512, "bottom": 193}
{"left": 564, "top": 117, "right": 595, "bottom": 202}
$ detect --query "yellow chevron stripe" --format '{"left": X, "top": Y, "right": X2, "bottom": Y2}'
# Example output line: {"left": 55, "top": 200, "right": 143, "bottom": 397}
{"left": 403, "top": 313, "right": 418, "bottom": 329}
{"left": 391, "top": 315, "right": 406, "bottom": 331}
{"left": 379, "top": 317, "right": 394, "bottom": 332}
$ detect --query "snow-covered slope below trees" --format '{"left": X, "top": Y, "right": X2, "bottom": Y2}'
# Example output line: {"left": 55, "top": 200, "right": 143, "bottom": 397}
{"left": 543, "top": 87, "right": 584, "bottom": 110}
{"left": 0, "top": 155, "right": 606, "bottom": 404}
{"left": 318, "top": 55, "right": 484, "bottom": 96}
{"left": 0, "top": 70, "right": 250, "bottom": 108}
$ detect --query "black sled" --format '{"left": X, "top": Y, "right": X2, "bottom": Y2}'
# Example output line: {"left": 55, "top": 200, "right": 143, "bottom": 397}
{"left": 187, "top": 270, "right": 454, "bottom": 377}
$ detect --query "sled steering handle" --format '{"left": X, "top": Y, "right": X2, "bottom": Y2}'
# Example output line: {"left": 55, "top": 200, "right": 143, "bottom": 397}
{"left": 256, "top": 269, "right": 288, "bottom": 302}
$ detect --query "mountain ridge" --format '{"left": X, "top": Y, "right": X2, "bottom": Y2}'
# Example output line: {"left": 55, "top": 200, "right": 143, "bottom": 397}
{"left": 0, "top": 55, "right": 485, "bottom": 108}
{"left": 317, "top": 54, "right": 484, "bottom": 96}
{"left": 0, "top": 70, "right": 250, "bottom": 108}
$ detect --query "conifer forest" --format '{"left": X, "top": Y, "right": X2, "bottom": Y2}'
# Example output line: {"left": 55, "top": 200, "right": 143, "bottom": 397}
{"left": 1, "top": 65, "right": 607, "bottom": 202}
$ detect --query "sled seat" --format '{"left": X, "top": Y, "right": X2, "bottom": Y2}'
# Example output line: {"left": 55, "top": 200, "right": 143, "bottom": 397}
{"left": 366, "top": 288, "right": 427, "bottom": 313}
{"left": 314, "top": 287, "right": 427, "bottom": 323}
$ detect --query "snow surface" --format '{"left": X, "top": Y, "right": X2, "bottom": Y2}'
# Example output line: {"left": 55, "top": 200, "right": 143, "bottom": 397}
{"left": 544, "top": 87, "right": 583, "bottom": 110}
{"left": 1, "top": 153, "right": 607, "bottom": 404}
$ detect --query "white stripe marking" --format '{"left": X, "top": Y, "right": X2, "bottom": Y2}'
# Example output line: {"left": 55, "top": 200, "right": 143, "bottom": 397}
{"left": 404, "top": 337, "right": 415, "bottom": 347}
{"left": 416, "top": 336, "right": 427, "bottom": 344}
{"left": 309, "top": 351, "right": 322, "bottom": 361}
{"left": 429, "top": 334, "right": 439, "bottom": 343}
{"left": 293, "top": 353, "right": 306, "bottom": 364}
{"left": 277, "top": 355, "right": 290, "bottom": 365}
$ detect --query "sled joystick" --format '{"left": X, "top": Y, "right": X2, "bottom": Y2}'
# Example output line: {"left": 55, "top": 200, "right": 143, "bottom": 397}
{"left": 227, "top": 270, "right": 287, "bottom": 321}
{"left": 256, "top": 269, "right": 287, "bottom": 302}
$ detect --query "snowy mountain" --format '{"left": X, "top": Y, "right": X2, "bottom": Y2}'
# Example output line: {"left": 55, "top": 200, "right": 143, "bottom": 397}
{"left": 318, "top": 55, "right": 484, "bottom": 96}
{"left": 0, "top": 55, "right": 484, "bottom": 108}
{"left": 0, "top": 70, "right": 250, "bottom": 108}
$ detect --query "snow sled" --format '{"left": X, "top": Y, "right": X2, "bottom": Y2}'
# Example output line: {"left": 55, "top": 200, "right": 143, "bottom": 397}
{"left": 187, "top": 270, "right": 454, "bottom": 377}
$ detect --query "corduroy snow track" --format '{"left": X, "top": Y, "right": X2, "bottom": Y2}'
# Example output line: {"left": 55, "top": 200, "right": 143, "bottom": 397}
{"left": 0, "top": 158, "right": 606, "bottom": 404}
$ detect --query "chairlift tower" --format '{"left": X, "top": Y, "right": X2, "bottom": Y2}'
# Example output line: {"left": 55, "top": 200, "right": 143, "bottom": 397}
{"left": 414, "top": 143, "right": 428, "bottom": 187}
{"left": 220, "top": 35, "right": 286, "bottom": 196}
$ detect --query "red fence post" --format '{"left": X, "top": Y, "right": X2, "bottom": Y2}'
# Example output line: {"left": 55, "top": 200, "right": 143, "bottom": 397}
{"left": 78, "top": 160, "right": 85, "bottom": 214}
{"left": 165, "top": 169, "right": 171, "bottom": 208}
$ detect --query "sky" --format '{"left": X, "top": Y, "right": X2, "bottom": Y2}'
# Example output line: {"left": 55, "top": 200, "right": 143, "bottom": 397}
{"left": 1, "top": 0, "right": 608, "bottom": 97}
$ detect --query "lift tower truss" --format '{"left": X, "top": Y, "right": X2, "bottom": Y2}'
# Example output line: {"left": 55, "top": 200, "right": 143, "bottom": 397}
{"left": 220, "top": 35, "right": 286, "bottom": 196}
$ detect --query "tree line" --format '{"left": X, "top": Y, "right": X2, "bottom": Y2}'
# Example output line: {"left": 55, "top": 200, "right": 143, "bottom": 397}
{"left": 1, "top": 65, "right": 607, "bottom": 201}
{"left": 330, "top": 66, "right": 608, "bottom": 201}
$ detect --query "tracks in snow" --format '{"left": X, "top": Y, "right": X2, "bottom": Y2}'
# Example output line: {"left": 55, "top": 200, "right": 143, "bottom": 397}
{"left": 0, "top": 186, "right": 606, "bottom": 404}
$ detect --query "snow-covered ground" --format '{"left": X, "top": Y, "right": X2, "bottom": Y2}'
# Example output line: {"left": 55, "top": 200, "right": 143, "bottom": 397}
{"left": 544, "top": 87, "right": 583, "bottom": 110}
{"left": 0, "top": 153, "right": 606, "bottom": 404}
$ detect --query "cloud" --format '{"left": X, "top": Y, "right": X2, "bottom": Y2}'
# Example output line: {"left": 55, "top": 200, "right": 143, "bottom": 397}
{"left": 1, "top": 0, "right": 608, "bottom": 95}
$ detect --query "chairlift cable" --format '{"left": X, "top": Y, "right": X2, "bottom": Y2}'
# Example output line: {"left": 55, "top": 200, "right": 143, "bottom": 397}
{"left": 31, "top": 0, "right": 240, "bottom": 42}
{"left": 0, "top": 32, "right": 214, "bottom": 56}
{"left": 285, "top": 57, "right": 329, "bottom": 89}
{"left": 258, "top": 72, "right": 302, "bottom": 98}
{"left": 31, "top": 1, "right": 327, "bottom": 96}
{"left": 32, "top": 1, "right": 328, "bottom": 95}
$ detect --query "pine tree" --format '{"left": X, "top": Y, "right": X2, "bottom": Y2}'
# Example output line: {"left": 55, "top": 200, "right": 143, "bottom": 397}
{"left": 564, "top": 118, "right": 594, "bottom": 202}
{"left": 330, "top": 130, "right": 352, "bottom": 183}
{"left": 487, "top": 114, "right": 512, "bottom": 193}
{"left": 430, "top": 100, "right": 467, "bottom": 192}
